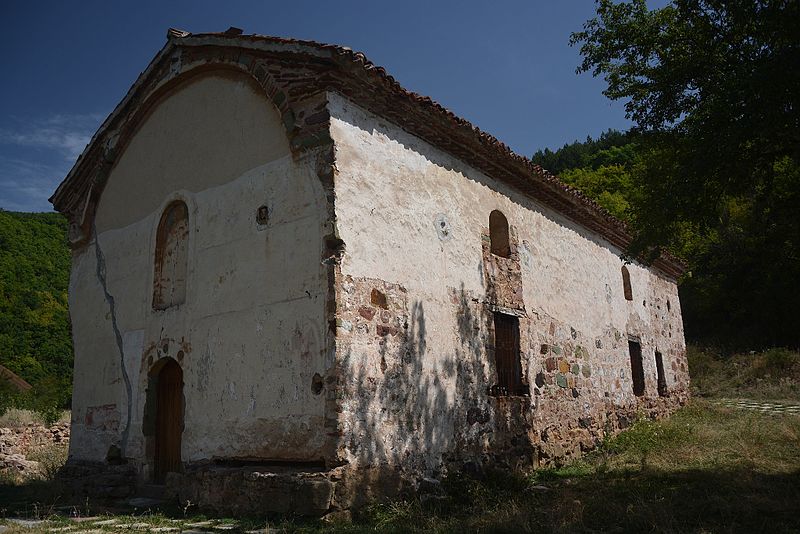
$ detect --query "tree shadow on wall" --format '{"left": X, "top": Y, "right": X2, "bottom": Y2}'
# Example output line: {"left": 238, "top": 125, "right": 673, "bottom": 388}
{"left": 336, "top": 281, "right": 538, "bottom": 508}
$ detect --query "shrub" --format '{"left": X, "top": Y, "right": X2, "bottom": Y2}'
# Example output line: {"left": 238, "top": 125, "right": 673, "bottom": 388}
{"left": 27, "top": 442, "right": 68, "bottom": 480}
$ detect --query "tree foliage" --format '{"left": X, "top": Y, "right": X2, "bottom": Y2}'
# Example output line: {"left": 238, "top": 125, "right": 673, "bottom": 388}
{"left": 0, "top": 210, "right": 72, "bottom": 411}
{"left": 559, "top": 0, "right": 799, "bottom": 349}
{"left": 537, "top": 134, "right": 799, "bottom": 349}
{"left": 571, "top": 0, "right": 799, "bottom": 249}
{"left": 532, "top": 129, "right": 635, "bottom": 175}
{"left": 533, "top": 129, "right": 638, "bottom": 220}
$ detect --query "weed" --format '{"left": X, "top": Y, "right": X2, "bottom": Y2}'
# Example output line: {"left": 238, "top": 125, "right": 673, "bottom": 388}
{"left": 26, "top": 442, "right": 68, "bottom": 481}
{"left": 0, "top": 408, "right": 69, "bottom": 428}
{"left": 0, "top": 408, "right": 40, "bottom": 428}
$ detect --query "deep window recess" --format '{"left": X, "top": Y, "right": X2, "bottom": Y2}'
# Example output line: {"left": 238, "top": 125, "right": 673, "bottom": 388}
{"left": 491, "top": 313, "right": 527, "bottom": 396}
{"left": 628, "top": 339, "right": 645, "bottom": 397}
{"left": 655, "top": 351, "right": 668, "bottom": 397}
{"left": 153, "top": 201, "right": 189, "bottom": 310}
{"left": 621, "top": 265, "right": 633, "bottom": 301}
{"left": 256, "top": 205, "right": 269, "bottom": 225}
{"left": 489, "top": 210, "right": 511, "bottom": 258}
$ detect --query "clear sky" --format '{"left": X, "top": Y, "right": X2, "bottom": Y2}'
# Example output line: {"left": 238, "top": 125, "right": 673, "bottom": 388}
{"left": 0, "top": 0, "right": 650, "bottom": 212}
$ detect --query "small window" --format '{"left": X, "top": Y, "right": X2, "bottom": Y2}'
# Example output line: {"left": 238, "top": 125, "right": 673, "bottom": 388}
{"left": 621, "top": 265, "right": 633, "bottom": 301}
{"left": 153, "top": 201, "right": 189, "bottom": 310}
{"left": 490, "top": 313, "right": 527, "bottom": 396}
{"left": 256, "top": 205, "right": 269, "bottom": 225}
{"left": 628, "top": 339, "right": 645, "bottom": 397}
{"left": 655, "top": 351, "right": 667, "bottom": 397}
{"left": 489, "top": 210, "right": 510, "bottom": 258}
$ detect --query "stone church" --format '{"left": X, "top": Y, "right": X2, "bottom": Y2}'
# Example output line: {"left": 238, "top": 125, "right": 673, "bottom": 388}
{"left": 51, "top": 28, "right": 689, "bottom": 515}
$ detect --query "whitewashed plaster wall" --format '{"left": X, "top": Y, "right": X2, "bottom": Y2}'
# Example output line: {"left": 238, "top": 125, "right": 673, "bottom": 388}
{"left": 68, "top": 72, "right": 330, "bottom": 470}
{"left": 328, "top": 92, "right": 687, "bottom": 469}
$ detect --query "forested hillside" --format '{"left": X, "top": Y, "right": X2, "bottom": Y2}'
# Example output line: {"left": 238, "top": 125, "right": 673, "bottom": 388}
{"left": 0, "top": 210, "right": 72, "bottom": 411}
{"left": 533, "top": 130, "right": 637, "bottom": 220}
{"left": 533, "top": 132, "right": 800, "bottom": 351}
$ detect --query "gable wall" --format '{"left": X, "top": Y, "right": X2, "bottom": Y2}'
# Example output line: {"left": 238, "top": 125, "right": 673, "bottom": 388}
{"left": 328, "top": 92, "right": 689, "bottom": 472}
{"left": 68, "top": 72, "right": 331, "bottom": 473}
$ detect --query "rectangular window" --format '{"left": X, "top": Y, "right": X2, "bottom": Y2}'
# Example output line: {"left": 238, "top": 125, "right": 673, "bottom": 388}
{"left": 655, "top": 350, "right": 668, "bottom": 397}
{"left": 628, "top": 339, "right": 645, "bottom": 397}
{"left": 491, "top": 313, "right": 527, "bottom": 396}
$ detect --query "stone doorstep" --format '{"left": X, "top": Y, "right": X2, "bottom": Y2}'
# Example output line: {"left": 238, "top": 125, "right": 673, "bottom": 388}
{"left": 184, "top": 521, "right": 214, "bottom": 528}
{"left": 89, "top": 519, "right": 119, "bottom": 525}
{"left": 7, "top": 519, "right": 47, "bottom": 527}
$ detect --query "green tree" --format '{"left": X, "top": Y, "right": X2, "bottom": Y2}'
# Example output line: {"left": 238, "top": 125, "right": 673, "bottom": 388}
{"left": 532, "top": 129, "right": 633, "bottom": 174}
{"left": 570, "top": 0, "right": 800, "bottom": 349}
{"left": 560, "top": 164, "right": 633, "bottom": 220}
{"left": 0, "top": 210, "right": 73, "bottom": 410}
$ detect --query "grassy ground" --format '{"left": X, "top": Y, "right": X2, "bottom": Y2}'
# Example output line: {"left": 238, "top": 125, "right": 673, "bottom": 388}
{"left": 347, "top": 400, "right": 800, "bottom": 533}
{"left": 688, "top": 346, "right": 800, "bottom": 401}
{"left": 1, "top": 348, "right": 799, "bottom": 532}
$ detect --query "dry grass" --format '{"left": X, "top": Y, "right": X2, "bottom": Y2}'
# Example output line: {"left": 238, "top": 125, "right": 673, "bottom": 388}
{"left": 0, "top": 409, "right": 70, "bottom": 429}
{"left": 689, "top": 346, "right": 800, "bottom": 401}
{"left": 26, "top": 442, "right": 69, "bottom": 481}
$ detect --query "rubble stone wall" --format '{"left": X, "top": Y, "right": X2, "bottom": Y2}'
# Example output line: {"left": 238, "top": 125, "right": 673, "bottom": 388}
{"left": 0, "top": 422, "right": 69, "bottom": 477}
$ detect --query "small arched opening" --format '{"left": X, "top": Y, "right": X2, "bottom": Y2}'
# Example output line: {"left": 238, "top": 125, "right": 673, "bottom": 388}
{"left": 621, "top": 265, "right": 633, "bottom": 301}
{"left": 489, "top": 210, "right": 510, "bottom": 258}
{"left": 153, "top": 201, "right": 189, "bottom": 310}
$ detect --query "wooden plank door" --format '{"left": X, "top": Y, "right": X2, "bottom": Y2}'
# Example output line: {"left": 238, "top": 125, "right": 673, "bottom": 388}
{"left": 493, "top": 313, "right": 523, "bottom": 395}
{"left": 154, "top": 359, "right": 182, "bottom": 483}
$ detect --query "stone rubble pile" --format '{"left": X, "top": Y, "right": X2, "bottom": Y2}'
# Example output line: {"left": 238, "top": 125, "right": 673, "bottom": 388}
{"left": 0, "top": 422, "right": 70, "bottom": 478}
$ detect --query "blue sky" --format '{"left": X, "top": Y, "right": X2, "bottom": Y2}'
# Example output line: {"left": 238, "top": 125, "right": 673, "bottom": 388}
{"left": 0, "top": 1, "right": 653, "bottom": 212}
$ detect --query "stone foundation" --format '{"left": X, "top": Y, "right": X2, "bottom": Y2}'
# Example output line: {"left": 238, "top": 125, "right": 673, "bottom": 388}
{"left": 58, "top": 460, "right": 137, "bottom": 500}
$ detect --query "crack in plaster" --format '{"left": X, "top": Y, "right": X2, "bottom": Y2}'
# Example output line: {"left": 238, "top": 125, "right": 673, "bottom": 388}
{"left": 93, "top": 226, "right": 133, "bottom": 454}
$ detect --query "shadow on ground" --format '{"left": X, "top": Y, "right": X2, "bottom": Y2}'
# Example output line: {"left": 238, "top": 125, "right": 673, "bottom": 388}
{"left": 356, "top": 466, "right": 800, "bottom": 533}
{"left": 1, "top": 463, "right": 799, "bottom": 532}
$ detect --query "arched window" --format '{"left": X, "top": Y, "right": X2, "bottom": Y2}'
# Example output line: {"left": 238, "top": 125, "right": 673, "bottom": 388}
{"left": 621, "top": 265, "right": 633, "bottom": 301}
{"left": 153, "top": 201, "right": 189, "bottom": 310}
{"left": 489, "top": 210, "right": 510, "bottom": 258}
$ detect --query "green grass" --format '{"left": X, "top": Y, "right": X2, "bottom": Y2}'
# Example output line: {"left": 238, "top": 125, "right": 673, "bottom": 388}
{"left": 343, "top": 400, "right": 800, "bottom": 533}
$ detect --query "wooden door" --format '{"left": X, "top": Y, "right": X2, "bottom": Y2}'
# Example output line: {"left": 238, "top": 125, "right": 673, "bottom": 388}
{"left": 154, "top": 359, "right": 183, "bottom": 483}
{"left": 493, "top": 313, "right": 523, "bottom": 395}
